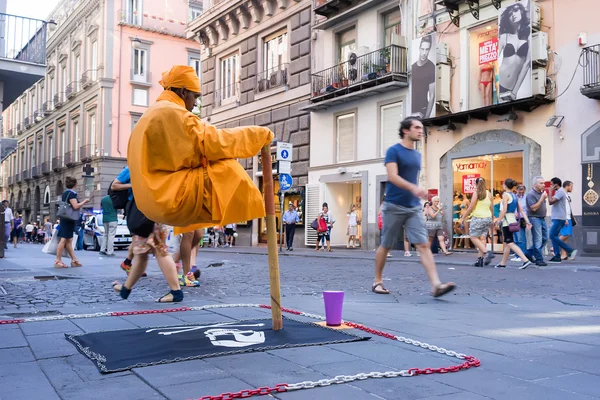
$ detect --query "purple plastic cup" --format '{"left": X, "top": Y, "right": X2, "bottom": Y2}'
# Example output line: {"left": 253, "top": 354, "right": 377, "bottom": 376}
{"left": 323, "top": 291, "right": 345, "bottom": 326}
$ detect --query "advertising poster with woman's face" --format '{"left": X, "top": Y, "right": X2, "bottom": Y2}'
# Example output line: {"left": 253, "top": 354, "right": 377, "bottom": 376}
{"left": 497, "top": 0, "right": 532, "bottom": 103}
{"left": 410, "top": 33, "right": 436, "bottom": 119}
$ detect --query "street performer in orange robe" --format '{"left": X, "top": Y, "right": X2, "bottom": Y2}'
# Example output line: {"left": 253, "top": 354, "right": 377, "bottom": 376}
{"left": 113, "top": 65, "right": 273, "bottom": 302}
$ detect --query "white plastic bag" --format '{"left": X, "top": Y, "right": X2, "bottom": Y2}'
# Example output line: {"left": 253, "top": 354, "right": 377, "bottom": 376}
{"left": 42, "top": 229, "right": 59, "bottom": 255}
{"left": 166, "top": 227, "right": 181, "bottom": 255}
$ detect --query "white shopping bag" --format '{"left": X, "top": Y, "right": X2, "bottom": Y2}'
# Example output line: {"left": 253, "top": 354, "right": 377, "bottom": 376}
{"left": 166, "top": 227, "right": 181, "bottom": 254}
{"left": 42, "top": 229, "right": 60, "bottom": 255}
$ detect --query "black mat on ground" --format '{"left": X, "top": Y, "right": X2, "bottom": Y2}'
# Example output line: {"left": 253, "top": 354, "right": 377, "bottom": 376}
{"left": 65, "top": 316, "right": 370, "bottom": 373}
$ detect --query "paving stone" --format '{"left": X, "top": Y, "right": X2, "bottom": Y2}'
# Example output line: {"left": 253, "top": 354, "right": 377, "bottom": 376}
{"left": 529, "top": 353, "right": 600, "bottom": 377}
{"left": 38, "top": 357, "right": 84, "bottom": 390}
{"left": 160, "top": 376, "right": 252, "bottom": 400}
{"left": 57, "top": 374, "right": 164, "bottom": 400}
{"left": 134, "top": 359, "right": 229, "bottom": 388}
{"left": 0, "top": 347, "right": 35, "bottom": 364}
{"left": 27, "top": 332, "right": 80, "bottom": 359}
{"left": 276, "top": 383, "right": 378, "bottom": 399}
{"left": 66, "top": 353, "right": 132, "bottom": 381}
{"left": 71, "top": 316, "right": 138, "bottom": 332}
{"left": 209, "top": 307, "right": 271, "bottom": 320}
{"left": 19, "top": 319, "right": 81, "bottom": 336}
{"left": 0, "top": 361, "right": 60, "bottom": 400}
{"left": 0, "top": 327, "right": 28, "bottom": 348}
{"left": 353, "top": 376, "right": 460, "bottom": 399}
{"left": 120, "top": 313, "right": 184, "bottom": 328}
{"left": 416, "top": 392, "right": 493, "bottom": 400}
{"left": 536, "top": 372, "right": 600, "bottom": 397}
{"left": 472, "top": 352, "right": 573, "bottom": 381}
{"left": 267, "top": 345, "right": 361, "bottom": 366}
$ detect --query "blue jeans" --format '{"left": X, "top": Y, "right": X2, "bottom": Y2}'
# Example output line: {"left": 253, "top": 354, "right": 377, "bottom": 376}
{"left": 513, "top": 226, "right": 527, "bottom": 255}
{"left": 550, "top": 219, "right": 574, "bottom": 257}
{"left": 76, "top": 226, "right": 84, "bottom": 250}
{"left": 526, "top": 217, "right": 547, "bottom": 263}
{"left": 319, "top": 226, "right": 332, "bottom": 246}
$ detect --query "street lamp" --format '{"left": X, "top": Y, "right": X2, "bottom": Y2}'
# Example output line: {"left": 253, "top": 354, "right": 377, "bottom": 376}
{"left": 132, "top": 37, "right": 142, "bottom": 49}
{"left": 47, "top": 19, "right": 58, "bottom": 32}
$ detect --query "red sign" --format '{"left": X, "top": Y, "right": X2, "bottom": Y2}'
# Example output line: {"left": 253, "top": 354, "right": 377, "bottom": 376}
{"left": 462, "top": 174, "right": 480, "bottom": 194}
{"left": 479, "top": 38, "right": 498, "bottom": 65}
{"left": 427, "top": 189, "right": 438, "bottom": 202}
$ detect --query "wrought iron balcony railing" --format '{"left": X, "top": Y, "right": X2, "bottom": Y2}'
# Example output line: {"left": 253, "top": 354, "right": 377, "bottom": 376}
{"left": 66, "top": 81, "right": 80, "bottom": 97}
{"left": 0, "top": 13, "right": 49, "bottom": 65}
{"left": 22, "top": 169, "right": 31, "bottom": 181}
{"left": 15, "top": 172, "right": 21, "bottom": 182}
{"left": 64, "top": 151, "right": 75, "bottom": 166}
{"left": 7, "top": 128, "right": 13, "bottom": 137}
{"left": 53, "top": 93, "right": 64, "bottom": 108}
{"left": 255, "top": 64, "right": 289, "bottom": 94}
{"left": 43, "top": 100, "right": 54, "bottom": 114}
{"left": 33, "top": 110, "right": 43, "bottom": 122}
{"left": 80, "top": 144, "right": 93, "bottom": 162}
{"left": 581, "top": 44, "right": 600, "bottom": 100}
{"left": 24, "top": 116, "right": 31, "bottom": 127}
{"left": 16, "top": 123, "right": 22, "bottom": 133}
{"left": 7, "top": 176, "right": 13, "bottom": 186}
{"left": 52, "top": 156, "right": 62, "bottom": 171}
{"left": 41, "top": 161, "right": 51, "bottom": 174}
{"left": 311, "top": 45, "right": 408, "bottom": 99}
{"left": 81, "top": 68, "right": 102, "bottom": 87}
{"left": 214, "top": 82, "right": 239, "bottom": 108}
{"left": 32, "top": 165, "right": 41, "bottom": 177}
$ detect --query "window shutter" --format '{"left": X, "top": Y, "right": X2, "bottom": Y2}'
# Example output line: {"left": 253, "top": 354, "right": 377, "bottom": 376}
{"left": 304, "top": 183, "right": 322, "bottom": 246}
{"left": 381, "top": 102, "right": 403, "bottom": 157}
{"left": 337, "top": 114, "right": 355, "bottom": 162}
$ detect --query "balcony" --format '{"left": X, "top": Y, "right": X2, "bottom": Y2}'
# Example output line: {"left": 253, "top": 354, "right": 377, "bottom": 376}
{"left": 15, "top": 172, "right": 21, "bottom": 182}
{"left": 81, "top": 68, "right": 101, "bottom": 88}
{"left": 52, "top": 156, "right": 62, "bottom": 171}
{"left": 41, "top": 161, "right": 51, "bottom": 175}
{"left": 33, "top": 110, "right": 43, "bottom": 123}
{"left": 32, "top": 165, "right": 41, "bottom": 178}
{"left": 7, "top": 128, "right": 13, "bottom": 137}
{"left": 130, "top": 69, "right": 152, "bottom": 85}
{"left": 16, "top": 123, "right": 22, "bottom": 133}
{"left": 0, "top": 13, "right": 50, "bottom": 107}
{"left": 24, "top": 116, "right": 31, "bottom": 128}
{"left": 7, "top": 176, "right": 13, "bottom": 186}
{"left": 306, "top": 45, "right": 408, "bottom": 111}
{"left": 581, "top": 44, "right": 600, "bottom": 100}
{"left": 64, "top": 151, "right": 76, "bottom": 167}
{"left": 80, "top": 144, "right": 93, "bottom": 162}
{"left": 22, "top": 169, "right": 31, "bottom": 181}
{"left": 42, "top": 100, "right": 54, "bottom": 115}
{"left": 53, "top": 93, "right": 64, "bottom": 108}
{"left": 255, "top": 64, "right": 289, "bottom": 95}
{"left": 313, "top": 0, "right": 393, "bottom": 30}
{"left": 66, "top": 81, "right": 80, "bottom": 98}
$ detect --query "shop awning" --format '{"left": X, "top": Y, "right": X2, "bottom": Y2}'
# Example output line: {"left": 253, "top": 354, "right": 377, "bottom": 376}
{"left": 422, "top": 96, "right": 554, "bottom": 127}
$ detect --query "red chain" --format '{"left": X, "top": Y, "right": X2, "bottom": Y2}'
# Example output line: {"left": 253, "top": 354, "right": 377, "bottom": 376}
{"left": 110, "top": 307, "right": 191, "bottom": 316}
{"left": 192, "top": 384, "right": 288, "bottom": 400}
{"left": 0, "top": 319, "right": 24, "bottom": 325}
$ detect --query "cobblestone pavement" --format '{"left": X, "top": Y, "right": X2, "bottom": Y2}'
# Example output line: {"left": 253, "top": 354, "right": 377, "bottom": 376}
{"left": 1, "top": 245, "right": 600, "bottom": 400}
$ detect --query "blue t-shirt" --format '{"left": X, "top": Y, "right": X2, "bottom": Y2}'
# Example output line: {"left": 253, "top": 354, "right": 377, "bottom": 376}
{"left": 384, "top": 143, "right": 421, "bottom": 208}
{"left": 116, "top": 167, "right": 133, "bottom": 201}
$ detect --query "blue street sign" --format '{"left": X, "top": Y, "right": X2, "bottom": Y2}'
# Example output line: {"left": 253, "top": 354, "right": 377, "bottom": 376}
{"left": 281, "top": 149, "right": 289, "bottom": 159}
{"left": 279, "top": 173, "right": 292, "bottom": 191}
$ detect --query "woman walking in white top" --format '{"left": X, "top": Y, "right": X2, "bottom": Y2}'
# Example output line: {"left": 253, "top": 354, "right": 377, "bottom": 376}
{"left": 346, "top": 204, "right": 359, "bottom": 248}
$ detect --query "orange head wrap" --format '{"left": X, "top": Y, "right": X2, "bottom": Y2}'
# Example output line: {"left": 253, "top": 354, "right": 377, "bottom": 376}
{"left": 159, "top": 65, "right": 201, "bottom": 93}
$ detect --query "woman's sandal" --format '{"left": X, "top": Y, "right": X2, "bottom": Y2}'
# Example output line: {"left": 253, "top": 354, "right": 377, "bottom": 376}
{"left": 54, "top": 261, "right": 68, "bottom": 268}
{"left": 155, "top": 289, "right": 184, "bottom": 303}
{"left": 112, "top": 282, "right": 132, "bottom": 300}
{"left": 432, "top": 282, "right": 456, "bottom": 298}
{"left": 372, "top": 282, "right": 390, "bottom": 295}
{"left": 71, "top": 260, "right": 83, "bottom": 268}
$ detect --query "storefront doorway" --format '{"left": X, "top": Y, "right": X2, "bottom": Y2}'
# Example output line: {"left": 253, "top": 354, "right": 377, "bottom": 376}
{"left": 323, "top": 180, "right": 363, "bottom": 247}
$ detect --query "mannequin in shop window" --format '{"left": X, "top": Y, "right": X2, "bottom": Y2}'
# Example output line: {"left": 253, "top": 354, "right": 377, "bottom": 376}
{"left": 479, "top": 62, "right": 495, "bottom": 107}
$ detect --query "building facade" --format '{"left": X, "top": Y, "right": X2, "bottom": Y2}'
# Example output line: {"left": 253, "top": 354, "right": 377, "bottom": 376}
{"left": 1, "top": 0, "right": 201, "bottom": 225}
{"left": 187, "top": 0, "right": 313, "bottom": 247}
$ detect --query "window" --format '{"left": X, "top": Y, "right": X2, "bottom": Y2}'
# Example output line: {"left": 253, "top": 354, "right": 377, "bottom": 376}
{"left": 132, "top": 48, "right": 147, "bottom": 81}
{"left": 40, "top": 84, "right": 44, "bottom": 107}
{"left": 336, "top": 113, "right": 355, "bottom": 163}
{"left": 190, "top": 57, "right": 201, "bottom": 77}
{"left": 29, "top": 146, "right": 34, "bottom": 169}
{"left": 74, "top": 121, "right": 80, "bottom": 161}
{"left": 337, "top": 27, "right": 356, "bottom": 63}
{"left": 61, "top": 66, "right": 67, "bottom": 92}
{"left": 48, "top": 136, "right": 53, "bottom": 159}
{"left": 380, "top": 102, "right": 403, "bottom": 157}
{"left": 22, "top": 98, "right": 27, "bottom": 121}
{"left": 37, "top": 141, "right": 43, "bottom": 163}
{"left": 31, "top": 92, "right": 35, "bottom": 114}
{"left": 60, "top": 128, "right": 66, "bottom": 165}
{"left": 74, "top": 55, "right": 81, "bottom": 90}
{"left": 383, "top": 9, "right": 401, "bottom": 47}
{"left": 89, "top": 114, "right": 96, "bottom": 152}
{"left": 220, "top": 53, "right": 238, "bottom": 103}
{"left": 126, "top": 0, "right": 142, "bottom": 25}
{"left": 263, "top": 31, "right": 288, "bottom": 74}
{"left": 91, "top": 40, "right": 98, "bottom": 80}
{"left": 131, "top": 114, "right": 141, "bottom": 130}
{"left": 188, "top": 3, "right": 203, "bottom": 21}
{"left": 133, "top": 88, "right": 148, "bottom": 106}
{"left": 49, "top": 76, "right": 55, "bottom": 99}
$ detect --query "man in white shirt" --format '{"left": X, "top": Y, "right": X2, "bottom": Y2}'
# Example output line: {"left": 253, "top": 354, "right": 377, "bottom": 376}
{"left": 2, "top": 200, "right": 14, "bottom": 250}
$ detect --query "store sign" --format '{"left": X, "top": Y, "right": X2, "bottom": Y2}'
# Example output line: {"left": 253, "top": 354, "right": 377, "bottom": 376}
{"left": 462, "top": 174, "right": 480, "bottom": 194}
{"left": 479, "top": 38, "right": 498, "bottom": 65}
{"left": 454, "top": 161, "right": 487, "bottom": 172}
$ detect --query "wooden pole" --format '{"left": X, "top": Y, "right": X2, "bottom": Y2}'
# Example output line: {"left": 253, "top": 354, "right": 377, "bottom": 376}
{"left": 261, "top": 144, "right": 283, "bottom": 331}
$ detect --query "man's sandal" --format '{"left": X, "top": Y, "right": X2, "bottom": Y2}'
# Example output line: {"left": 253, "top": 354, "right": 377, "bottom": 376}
{"left": 432, "top": 282, "right": 456, "bottom": 298}
{"left": 372, "top": 282, "right": 390, "bottom": 294}
{"left": 155, "top": 289, "right": 184, "bottom": 303}
{"left": 112, "top": 282, "right": 131, "bottom": 300}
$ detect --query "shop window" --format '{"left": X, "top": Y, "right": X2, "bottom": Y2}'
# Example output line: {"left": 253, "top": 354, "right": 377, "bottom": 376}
{"left": 383, "top": 9, "right": 401, "bottom": 47}
{"left": 451, "top": 151, "right": 523, "bottom": 249}
{"left": 469, "top": 22, "right": 499, "bottom": 109}
{"left": 380, "top": 102, "right": 403, "bottom": 157}
{"left": 336, "top": 113, "right": 355, "bottom": 163}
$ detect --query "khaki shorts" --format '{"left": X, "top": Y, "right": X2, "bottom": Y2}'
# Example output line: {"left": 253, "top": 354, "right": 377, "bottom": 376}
{"left": 381, "top": 202, "right": 428, "bottom": 248}
{"left": 132, "top": 223, "right": 169, "bottom": 257}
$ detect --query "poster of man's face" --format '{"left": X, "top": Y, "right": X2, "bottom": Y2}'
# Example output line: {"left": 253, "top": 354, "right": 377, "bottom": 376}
{"left": 411, "top": 33, "right": 436, "bottom": 119}
{"left": 497, "top": 0, "right": 532, "bottom": 103}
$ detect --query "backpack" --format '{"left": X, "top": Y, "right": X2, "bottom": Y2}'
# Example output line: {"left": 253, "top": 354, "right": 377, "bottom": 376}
{"left": 108, "top": 179, "right": 129, "bottom": 210}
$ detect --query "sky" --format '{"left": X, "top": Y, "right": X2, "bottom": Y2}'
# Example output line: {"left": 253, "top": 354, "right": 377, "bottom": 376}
{"left": 6, "top": 0, "right": 61, "bottom": 21}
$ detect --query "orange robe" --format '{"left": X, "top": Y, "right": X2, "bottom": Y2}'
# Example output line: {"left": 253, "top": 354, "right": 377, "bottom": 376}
{"left": 127, "top": 90, "right": 274, "bottom": 234}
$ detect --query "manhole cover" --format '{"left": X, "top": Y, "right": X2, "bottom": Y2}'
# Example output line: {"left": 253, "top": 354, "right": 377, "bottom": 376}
{"left": 33, "top": 275, "right": 81, "bottom": 281}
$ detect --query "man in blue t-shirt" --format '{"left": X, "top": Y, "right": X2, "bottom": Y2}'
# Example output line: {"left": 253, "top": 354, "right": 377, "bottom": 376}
{"left": 111, "top": 167, "right": 140, "bottom": 275}
{"left": 373, "top": 117, "right": 455, "bottom": 298}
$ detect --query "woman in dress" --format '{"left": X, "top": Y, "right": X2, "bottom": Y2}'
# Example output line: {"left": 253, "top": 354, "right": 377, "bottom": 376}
{"left": 493, "top": 178, "right": 532, "bottom": 269}
{"left": 498, "top": 2, "right": 531, "bottom": 102}
{"left": 54, "top": 177, "right": 89, "bottom": 268}
{"left": 425, "top": 196, "right": 452, "bottom": 255}
{"left": 12, "top": 214, "right": 22, "bottom": 248}
{"left": 346, "top": 204, "right": 359, "bottom": 248}
{"left": 461, "top": 178, "right": 495, "bottom": 267}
